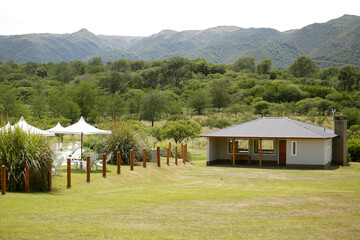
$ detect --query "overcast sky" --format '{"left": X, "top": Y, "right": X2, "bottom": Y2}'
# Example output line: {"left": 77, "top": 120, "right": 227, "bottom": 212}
{"left": 0, "top": 0, "right": 359, "bottom": 36}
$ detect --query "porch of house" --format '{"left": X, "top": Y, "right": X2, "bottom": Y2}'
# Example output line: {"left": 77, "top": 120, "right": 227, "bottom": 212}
{"left": 206, "top": 137, "right": 285, "bottom": 168}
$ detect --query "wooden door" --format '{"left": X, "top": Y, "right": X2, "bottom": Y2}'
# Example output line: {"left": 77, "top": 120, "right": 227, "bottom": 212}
{"left": 279, "top": 140, "right": 286, "bottom": 165}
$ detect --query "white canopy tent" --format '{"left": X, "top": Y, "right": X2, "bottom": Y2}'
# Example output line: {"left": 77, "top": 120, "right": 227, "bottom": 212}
{"left": 1, "top": 117, "right": 54, "bottom": 136}
{"left": 16, "top": 117, "right": 55, "bottom": 136}
{"left": 46, "top": 122, "right": 66, "bottom": 134}
{"left": 0, "top": 122, "right": 13, "bottom": 132}
{"left": 53, "top": 116, "right": 112, "bottom": 161}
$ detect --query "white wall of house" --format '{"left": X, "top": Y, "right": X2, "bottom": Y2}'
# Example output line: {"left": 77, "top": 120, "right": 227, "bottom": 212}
{"left": 324, "top": 139, "right": 333, "bottom": 165}
{"left": 207, "top": 137, "right": 333, "bottom": 166}
{"left": 207, "top": 138, "right": 218, "bottom": 162}
{"left": 286, "top": 139, "right": 329, "bottom": 165}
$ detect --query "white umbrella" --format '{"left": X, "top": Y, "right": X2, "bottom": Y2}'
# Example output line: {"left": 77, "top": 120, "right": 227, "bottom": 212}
{"left": 46, "top": 122, "right": 66, "bottom": 134}
{"left": 13, "top": 117, "right": 55, "bottom": 136}
{"left": 56, "top": 116, "right": 112, "bottom": 161}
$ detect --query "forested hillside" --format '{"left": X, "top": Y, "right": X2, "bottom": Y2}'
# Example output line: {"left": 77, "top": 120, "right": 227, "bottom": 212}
{"left": 0, "top": 15, "right": 359, "bottom": 68}
{"left": 1, "top": 55, "right": 359, "bottom": 139}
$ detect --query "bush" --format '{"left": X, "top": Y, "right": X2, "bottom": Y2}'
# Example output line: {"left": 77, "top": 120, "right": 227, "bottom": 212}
{"left": 159, "top": 119, "right": 201, "bottom": 143}
{"left": 0, "top": 127, "right": 53, "bottom": 192}
{"left": 102, "top": 122, "right": 148, "bottom": 165}
{"left": 348, "top": 139, "right": 360, "bottom": 162}
{"left": 83, "top": 135, "right": 106, "bottom": 154}
{"left": 201, "top": 117, "right": 231, "bottom": 129}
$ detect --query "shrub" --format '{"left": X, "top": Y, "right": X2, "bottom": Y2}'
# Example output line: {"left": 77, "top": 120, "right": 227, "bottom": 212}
{"left": 348, "top": 139, "right": 360, "bottom": 162}
{"left": 0, "top": 127, "right": 53, "bottom": 192}
{"left": 201, "top": 117, "right": 231, "bottom": 129}
{"left": 159, "top": 119, "right": 201, "bottom": 143}
{"left": 102, "top": 122, "right": 148, "bottom": 165}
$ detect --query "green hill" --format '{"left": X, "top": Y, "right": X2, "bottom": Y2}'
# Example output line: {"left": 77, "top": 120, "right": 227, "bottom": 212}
{"left": 0, "top": 15, "right": 359, "bottom": 68}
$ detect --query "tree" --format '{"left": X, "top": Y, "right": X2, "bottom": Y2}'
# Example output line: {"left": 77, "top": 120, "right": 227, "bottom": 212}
{"left": 232, "top": 56, "right": 255, "bottom": 72}
{"left": 123, "top": 89, "right": 145, "bottom": 114}
{"left": 130, "top": 60, "right": 147, "bottom": 71}
{"left": 338, "top": 65, "right": 359, "bottom": 91}
{"left": 209, "top": 78, "right": 231, "bottom": 110}
{"left": 188, "top": 88, "right": 211, "bottom": 114}
{"left": 139, "top": 90, "right": 167, "bottom": 126}
{"left": 88, "top": 57, "right": 104, "bottom": 73}
{"left": 193, "top": 59, "right": 211, "bottom": 76}
{"left": 70, "top": 60, "right": 86, "bottom": 75}
{"left": 160, "top": 57, "right": 192, "bottom": 86}
{"left": 141, "top": 67, "right": 160, "bottom": 89}
{"left": 71, "top": 81, "right": 98, "bottom": 119}
{"left": 288, "top": 55, "right": 318, "bottom": 78}
{"left": 30, "top": 91, "right": 47, "bottom": 119}
{"left": 318, "top": 66, "right": 340, "bottom": 80}
{"left": 160, "top": 119, "right": 201, "bottom": 143}
{"left": 35, "top": 67, "right": 47, "bottom": 78}
{"left": 100, "top": 72, "right": 128, "bottom": 94}
{"left": 107, "top": 94, "right": 126, "bottom": 120}
{"left": 60, "top": 100, "right": 80, "bottom": 123}
{"left": 0, "top": 86, "right": 24, "bottom": 118}
{"left": 111, "top": 59, "right": 130, "bottom": 72}
{"left": 256, "top": 59, "right": 272, "bottom": 74}
{"left": 253, "top": 100, "right": 271, "bottom": 116}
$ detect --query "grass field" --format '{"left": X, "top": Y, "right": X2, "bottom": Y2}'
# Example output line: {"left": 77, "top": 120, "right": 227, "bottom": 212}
{"left": 1, "top": 157, "right": 360, "bottom": 239}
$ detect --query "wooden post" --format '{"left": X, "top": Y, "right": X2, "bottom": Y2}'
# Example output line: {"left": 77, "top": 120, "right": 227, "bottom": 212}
{"left": 48, "top": 164, "right": 52, "bottom": 191}
{"left": 117, "top": 151, "right": 121, "bottom": 174}
{"left": 130, "top": 149, "right": 134, "bottom": 171}
{"left": 167, "top": 147, "right": 170, "bottom": 165}
{"left": 175, "top": 146, "right": 178, "bottom": 165}
{"left": 103, "top": 153, "right": 106, "bottom": 178}
{"left": 143, "top": 148, "right": 146, "bottom": 168}
{"left": 67, "top": 158, "right": 71, "bottom": 188}
{"left": 86, "top": 156, "right": 90, "bottom": 182}
{"left": 153, "top": 141, "right": 156, "bottom": 149}
{"left": 232, "top": 138, "right": 235, "bottom": 167}
{"left": 259, "top": 138, "right": 262, "bottom": 168}
{"left": 1, "top": 165, "right": 6, "bottom": 195}
{"left": 181, "top": 143, "right": 184, "bottom": 160}
{"left": 169, "top": 142, "right": 171, "bottom": 154}
{"left": 25, "top": 163, "right": 29, "bottom": 193}
{"left": 80, "top": 133, "right": 83, "bottom": 170}
{"left": 157, "top": 146, "right": 160, "bottom": 167}
{"left": 184, "top": 144, "right": 187, "bottom": 163}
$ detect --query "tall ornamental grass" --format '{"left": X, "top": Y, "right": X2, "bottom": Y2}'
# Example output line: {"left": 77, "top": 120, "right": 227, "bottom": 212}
{"left": 102, "top": 121, "right": 149, "bottom": 165}
{"left": 0, "top": 127, "right": 53, "bottom": 192}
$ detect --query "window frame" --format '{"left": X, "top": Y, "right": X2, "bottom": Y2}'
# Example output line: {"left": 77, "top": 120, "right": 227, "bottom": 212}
{"left": 291, "top": 141, "right": 297, "bottom": 156}
{"left": 228, "top": 139, "right": 249, "bottom": 154}
{"left": 253, "top": 139, "right": 275, "bottom": 155}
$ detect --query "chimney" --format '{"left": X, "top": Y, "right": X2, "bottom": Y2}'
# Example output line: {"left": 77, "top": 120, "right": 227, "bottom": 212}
{"left": 332, "top": 116, "right": 347, "bottom": 165}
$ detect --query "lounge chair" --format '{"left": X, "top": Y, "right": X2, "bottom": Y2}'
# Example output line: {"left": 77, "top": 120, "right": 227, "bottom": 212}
{"left": 70, "top": 149, "right": 83, "bottom": 170}
{"left": 67, "top": 143, "right": 73, "bottom": 151}
{"left": 74, "top": 141, "right": 81, "bottom": 148}
{"left": 84, "top": 155, "right": 98, "bottom": 172}
{"left": 52, "top": 155, "right": 65, "bottom": 176}
{"left": 96, "top": 153, "right": 112, "bottom": 171}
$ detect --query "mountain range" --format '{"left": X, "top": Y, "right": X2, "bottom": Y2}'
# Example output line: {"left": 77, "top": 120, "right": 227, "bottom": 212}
{"left": 0, "top": 14, "right": 359, "bottom": 69}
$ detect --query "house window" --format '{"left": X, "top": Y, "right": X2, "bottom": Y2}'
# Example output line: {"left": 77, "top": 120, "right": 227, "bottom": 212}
{"left": 228, "top": 139, "right": 249, "bottom": 153}
{"left": 291, "top": 141, "right": 297, "bottom": 156}
{"left": 254, "top": 139, "right": 275, "bottom": 154}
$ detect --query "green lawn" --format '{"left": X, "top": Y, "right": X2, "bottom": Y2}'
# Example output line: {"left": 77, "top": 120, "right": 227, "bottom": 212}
{"left": 1, "top": 159, "right": 360, "bottom": 239}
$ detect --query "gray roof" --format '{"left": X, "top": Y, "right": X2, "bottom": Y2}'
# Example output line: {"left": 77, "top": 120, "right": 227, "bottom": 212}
{"left": 200, "top": 117, "right": 337, "bottom": 139}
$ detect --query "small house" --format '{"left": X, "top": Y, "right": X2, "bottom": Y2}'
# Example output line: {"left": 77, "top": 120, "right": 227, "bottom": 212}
{"left": 200, "top": 116, "right": 347, "bottom": 169}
